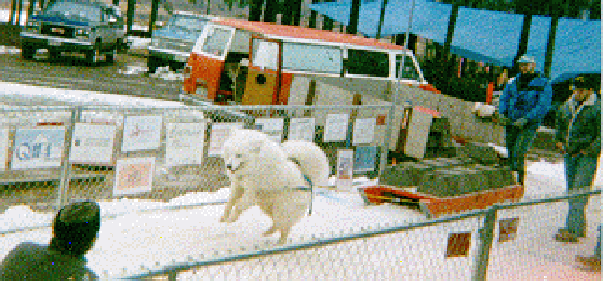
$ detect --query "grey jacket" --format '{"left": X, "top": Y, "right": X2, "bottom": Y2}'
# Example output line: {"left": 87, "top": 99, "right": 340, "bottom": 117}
{"left": 555, "top": 93, "right": 601, "bottom": 156}
{"left": 0, "top": 242, "right": 97, "bottom": 280}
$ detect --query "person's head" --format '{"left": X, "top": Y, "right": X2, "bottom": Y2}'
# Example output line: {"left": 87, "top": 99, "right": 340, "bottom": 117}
{"left": 572, "top": 76, "right": 600, "bottom": 102}
{"left": 50, "top": 201, "right": 101, "bottom": 257}
{"left": 516, "top": 55, "right": 536, "bottom": 74}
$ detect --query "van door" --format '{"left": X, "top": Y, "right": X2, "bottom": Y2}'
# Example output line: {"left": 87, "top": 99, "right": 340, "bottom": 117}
{"left": 188, "top": 24, "right": 236, "bottom": 100}
{"left": 243, "top": 36, "right": 282, "bottom": 105}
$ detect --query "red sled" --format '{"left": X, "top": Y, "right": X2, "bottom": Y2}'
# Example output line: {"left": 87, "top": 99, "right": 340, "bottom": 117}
{"left": 359, "top": 185, "right": 524, "bottom": 218}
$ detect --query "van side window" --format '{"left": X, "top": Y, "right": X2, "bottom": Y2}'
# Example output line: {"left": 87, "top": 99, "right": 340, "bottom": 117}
{"left": 282, "top": 43, "right": 342, "bottom": 74}
{"left": 202, "top": 28, "right": 231, "bottom": 57}
{"left": 346, "top": 49, "right": 389, "bottom": 78}
{"left": 396, "top": 54, "right": 420, "bottom": 80}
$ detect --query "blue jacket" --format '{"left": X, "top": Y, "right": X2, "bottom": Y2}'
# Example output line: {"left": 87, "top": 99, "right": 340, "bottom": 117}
{"left": 555, "top": 93, "right": 601, "bottom": 156}
{"left": 498, "top": 73, "right": 552, "bottom": 124}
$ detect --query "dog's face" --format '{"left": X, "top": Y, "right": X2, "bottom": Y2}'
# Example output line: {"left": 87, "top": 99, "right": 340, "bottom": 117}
{"left": 222, "top": 140, "right": 262, "bottom": 175}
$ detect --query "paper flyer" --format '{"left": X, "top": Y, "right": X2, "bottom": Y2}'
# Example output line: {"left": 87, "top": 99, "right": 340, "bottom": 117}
{"left": 324, "top": 113, "right": 349, "bottom": 142}
{"left": 352, "top": 118, "right": 376, "bottom": 145}
{"left": 165, "top": 122, "right": 208, "bottom": 165}
{"left": 289, "top": 118, "right": 316, "bottom": 142}
{"left": 113, "top": 157, "right": 155, "bottom": 196}
{"left": 11, "top": 127, "right": 66, "bottom": 169}
{"left": 354, "top": 146, "right": 377, "bottom": 172}
{"left": 255, "top": 118, "right": 284, "bottom": 143}
{"left": 208, "top": 122, "right": 244, "bottom": 157}
{"left": 121, "top": 115, "right": 163, "bottom": 152}
{"left": 336, "top": 149, "right": 354, "bottom": 190}
{"left": 69, "top": 123, "right": 117, "bottom": 164}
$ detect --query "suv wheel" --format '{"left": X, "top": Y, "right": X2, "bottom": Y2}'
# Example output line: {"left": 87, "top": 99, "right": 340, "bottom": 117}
{"left": 21, "top": 46, "right": 35, "bottom": 60}
{"left": 86, "top": 42, "right": 102, "bottom": 66}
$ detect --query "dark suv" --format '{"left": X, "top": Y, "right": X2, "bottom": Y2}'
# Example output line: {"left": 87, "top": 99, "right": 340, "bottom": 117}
{"left": 20, "top": 0, "right": 125, "bottom": 65}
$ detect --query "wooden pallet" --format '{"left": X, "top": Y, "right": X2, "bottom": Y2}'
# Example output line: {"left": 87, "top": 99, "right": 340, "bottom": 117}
{"left": 359, "top": 185, "right": 524, "bottom": 218}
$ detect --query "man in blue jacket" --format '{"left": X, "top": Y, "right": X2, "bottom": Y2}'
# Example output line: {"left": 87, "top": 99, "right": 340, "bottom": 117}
{"left": 0, "top": 201, "right": 101, "bottom": 280}
{"left": 554, "top": 75, "right": 601, "bottom": 243}
{"left": 498, "top": 55, "right": 552, "bottom": 185}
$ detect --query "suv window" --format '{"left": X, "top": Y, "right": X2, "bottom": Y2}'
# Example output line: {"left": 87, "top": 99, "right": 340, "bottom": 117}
{"left": 45, "top": 2, "right": 102, "bottom": 22}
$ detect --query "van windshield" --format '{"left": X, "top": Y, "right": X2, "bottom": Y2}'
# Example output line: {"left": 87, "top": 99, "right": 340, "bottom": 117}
{"left": 202, "top": 28, "right": 232, "bottom": 56}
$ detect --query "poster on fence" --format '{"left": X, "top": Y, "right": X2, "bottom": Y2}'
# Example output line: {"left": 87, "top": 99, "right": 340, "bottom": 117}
{"left": 324, "top": 113, "right": 349, "bottom": 142}
{"left": 255, "top": 118, "right": 284, "bottom": 143}
{"left": 121, "top": 115, "right": 163, "bottom": 152}
{"left": 11, "top": 127, "right": 66, "bottom": 169}
{"left": 208, "top": 122, "right": 244, "bottom": 157}
{"left": 113, "top": 157, "right": 155, "bottom": 196}
{"left": 165, "top": 122, "right": 208, "bottom": 166}
{"left": 69, "top": 123, "right": 117, "bottom": 165}
{"left": 289, "top": 118, "right": 316, "bottom": 142}
{"left": 352, "top": 118, "right": 376, "bottom": 145}
{"left": 336, "top": 149, "right": 354, "bottom": 190}
{"left": 354, "top": 146, "right": 377, "bottom": 172}
{"left": 0, "top": 127, "right": 8, "bottom": 170}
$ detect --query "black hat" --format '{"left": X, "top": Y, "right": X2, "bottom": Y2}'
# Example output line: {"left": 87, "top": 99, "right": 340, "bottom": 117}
{"left": 573, "top": 75, "right": 601, "bottom": 90}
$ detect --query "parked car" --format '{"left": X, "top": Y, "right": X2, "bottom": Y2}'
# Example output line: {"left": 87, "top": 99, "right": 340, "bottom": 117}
{"left": 147, "top": 12, "right": 214, "bottom": 73}
{"left": 20, "top": 0, "right": 126, "bottom": 65}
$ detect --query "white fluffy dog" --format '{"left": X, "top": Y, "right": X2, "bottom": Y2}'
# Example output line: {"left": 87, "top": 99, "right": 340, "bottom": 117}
{"left": 220, "top": 129, "right": 329, "bottom": 244}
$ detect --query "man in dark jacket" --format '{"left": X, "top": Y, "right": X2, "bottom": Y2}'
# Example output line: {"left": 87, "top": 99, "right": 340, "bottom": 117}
{"left": 553, "top": 75, "right": 601, "bottom": 243}
{"left": 0, "top": 201, "right": 101, "bottom": 280}
{"left": 498, "top": 55, "right": 552, "bottom": 185}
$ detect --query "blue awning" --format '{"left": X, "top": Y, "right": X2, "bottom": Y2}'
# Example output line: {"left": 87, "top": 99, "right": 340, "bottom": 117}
{"left": 309, "top": 0, "right": 601, "bottom": 81}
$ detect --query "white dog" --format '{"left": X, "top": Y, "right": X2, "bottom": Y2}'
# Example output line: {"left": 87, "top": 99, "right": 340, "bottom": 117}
{"left": 220, "top": 129, "right": 329, "bottom": 244}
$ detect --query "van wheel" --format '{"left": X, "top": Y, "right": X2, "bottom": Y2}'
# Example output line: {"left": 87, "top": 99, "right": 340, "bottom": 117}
{"left": 86, "top": 42, "right": 102, "bottom": 66}
{"left": 22, "top": 46, "right": 35, "bottom": 60}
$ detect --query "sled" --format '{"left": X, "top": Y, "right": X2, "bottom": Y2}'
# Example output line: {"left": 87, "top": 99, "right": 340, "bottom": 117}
{"left": 358, "top": 184, "right": 524, "bottom": 218}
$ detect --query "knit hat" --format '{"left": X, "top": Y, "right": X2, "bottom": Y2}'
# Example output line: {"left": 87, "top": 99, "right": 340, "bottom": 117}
{"left": 517, "top": 55, "right": 536, "bottom": 64}
{"left": 52, "top": 201, "right": 101, "bottom": 256}
{"left": 573, "top": 75, "right": 601, "bottom": 90}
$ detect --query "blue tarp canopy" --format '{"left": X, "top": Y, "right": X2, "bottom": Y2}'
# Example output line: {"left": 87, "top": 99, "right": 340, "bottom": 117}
{"left": 309, "top": 0, "right": 601, "bottom": 82}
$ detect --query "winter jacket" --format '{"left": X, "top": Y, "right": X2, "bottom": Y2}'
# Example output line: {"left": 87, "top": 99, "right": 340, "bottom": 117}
{"left": 0, "top": 242, "right": 98, "bottom": 280}
{"left": 555, "top": 93, "right": 601, "bottom": 156}
{"left": 499, "top": 73, "right": 552, "bottom": 124}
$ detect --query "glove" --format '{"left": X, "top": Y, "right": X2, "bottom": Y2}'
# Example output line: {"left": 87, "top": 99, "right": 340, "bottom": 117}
{"left": 513, "top": 118, "right": 528, "bottom": 127}
{"left": 497, "top": 113, "right": 510, "bottom": 126}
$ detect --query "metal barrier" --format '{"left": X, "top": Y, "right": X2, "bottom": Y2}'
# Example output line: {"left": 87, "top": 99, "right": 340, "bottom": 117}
{"left": 121, "top": 188, "right": 601, "bottom": 281}
{"left": 0, "top": 103, "right": 391, "bottom": 218}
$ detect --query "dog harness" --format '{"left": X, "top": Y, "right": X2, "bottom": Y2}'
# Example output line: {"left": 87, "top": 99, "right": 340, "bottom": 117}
{"left": 288, "top": 158, "right": 315, "bottom": 215}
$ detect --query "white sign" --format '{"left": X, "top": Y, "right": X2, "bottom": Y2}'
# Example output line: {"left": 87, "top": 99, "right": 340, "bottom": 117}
{"left": 208, "top": 122, "right": 244, "bottom": 157}
{"left": 70, "top": 123, "right": 117, "bottom": 164}
{"left": 255, "top": 118, "right": 284, "bottom": 143}
{"left": 165, "top": 122, "right": 208, "bottom": 165}
{"left": 352, "top": 118, "right": 376, "bottom": 145}
{"left": 11, "top": 127, "right": 66, "bottom": 169}
{"left": 122, "top": 115, "right": 163, "bottom": 152}
{"left": 289, "top": 118, "right": 316, "bottom": 142}
{"left": 0, "top": 128, "right": 8, "bottom": 170}
{"left": 336, "top": 149, "right": 354, "bottom": 190}
{"left": 324, "top": 113, "right": 349, "bottom": 142}
{"left": 113, "top": 157, "right": 155, "bottom": 196}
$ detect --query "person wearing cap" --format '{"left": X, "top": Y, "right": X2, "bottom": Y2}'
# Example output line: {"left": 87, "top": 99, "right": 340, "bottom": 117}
{"left": 497, "top": 55, "right": 552, "bottom": 185}
{"left": 0, "top": 201, "right": 101, "bottom": 280}
{"left": 553, "top": 75, "right": 601, "bottom": 244}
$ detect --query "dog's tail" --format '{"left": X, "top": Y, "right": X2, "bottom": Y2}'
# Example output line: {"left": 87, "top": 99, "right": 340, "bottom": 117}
{"left": 281, "top": 140, "right": 330, "bottom": 187}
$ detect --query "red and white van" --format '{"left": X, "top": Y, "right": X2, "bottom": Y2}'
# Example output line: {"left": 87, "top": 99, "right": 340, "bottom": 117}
{"left": 182, "top": 18, "right": 439, "bottom": 106}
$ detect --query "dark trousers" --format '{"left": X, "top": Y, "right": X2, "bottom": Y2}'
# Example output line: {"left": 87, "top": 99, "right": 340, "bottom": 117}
{"left": 504, "top": 123, "right": 538, "bottom": 184}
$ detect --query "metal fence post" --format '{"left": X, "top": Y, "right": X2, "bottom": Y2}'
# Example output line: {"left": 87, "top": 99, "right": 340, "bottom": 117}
{"left": 472, "top": 204, "right": 499, "bottom": 281}
{"left": 55, "top": 106, "right": 81, "bottom": 210}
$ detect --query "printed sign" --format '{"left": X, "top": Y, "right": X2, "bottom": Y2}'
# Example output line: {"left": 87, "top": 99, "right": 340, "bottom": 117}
{"left": 113, "top": 157, "right": 155, "bottom": 196}
{"left": 289, "top": 118, "right": 316, "bottom": 142}
{"left": 165, "top": 122, "right": 208, "bottom": 165}
{"left": 122, "top": 115, "right": 163, "bottom": 152}
{"left": 354, "top": 146, "right": 377, "bottom": 172}
{"left": 11, "top": 127, "right": 66, "bottom": 169}
{"left": 255, "top": 118, "right": 284, "bottom": 143}
{"left": 352, "top": 118, "right": 376, "bottom": 145}
{"left": 324, "top": 113, "right": 349, "bottom": 142}
{"left": 70, "top": 123, "right": 117, "bottom": 164}
{"left": 336, "top": 149, "right": 354, "bottom": 190}
{"left": 208, "top": 122, "right": 244, "bottom": 157}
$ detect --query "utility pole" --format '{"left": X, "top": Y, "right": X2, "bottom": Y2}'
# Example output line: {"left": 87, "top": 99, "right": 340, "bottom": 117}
{"left": 348, "top": 0, "right": 361, "bottom": 34}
